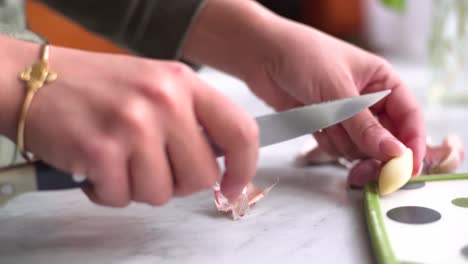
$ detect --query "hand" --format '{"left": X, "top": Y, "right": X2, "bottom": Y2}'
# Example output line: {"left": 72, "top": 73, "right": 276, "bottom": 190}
{"left": 1, "top": 38, "right": 259, "bottom": 206}
{"left": 244, "top": 20, "right": 426, "bottom": 176}
{"left": 183, "top": 0, "right": 425, "bottom": 181}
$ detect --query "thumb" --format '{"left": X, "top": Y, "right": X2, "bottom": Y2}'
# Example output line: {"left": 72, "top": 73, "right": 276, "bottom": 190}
{"left": 343, "top": 110, "right": 406, "bottom": 161}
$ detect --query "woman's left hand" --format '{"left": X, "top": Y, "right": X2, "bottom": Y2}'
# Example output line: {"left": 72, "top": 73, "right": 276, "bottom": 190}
{"left": 244, "top": 19, "right": 426, "bottom": 177}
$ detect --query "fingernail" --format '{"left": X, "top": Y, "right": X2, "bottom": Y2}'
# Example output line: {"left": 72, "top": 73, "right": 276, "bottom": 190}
{"left": 221, "top": 185, "right": 244, "bottom": 203}
{"left": 380, "top": 138, "right": 406, "bottom": 157}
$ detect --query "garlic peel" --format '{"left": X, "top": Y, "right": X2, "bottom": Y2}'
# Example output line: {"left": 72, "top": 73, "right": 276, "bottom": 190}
{"left": 213, "top": 180, "right": 278, "bottom": 220}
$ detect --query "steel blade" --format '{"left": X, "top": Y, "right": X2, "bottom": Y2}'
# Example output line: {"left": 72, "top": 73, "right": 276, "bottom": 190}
{"left": 256, "top": 90, "right": 391, "bottom": 147}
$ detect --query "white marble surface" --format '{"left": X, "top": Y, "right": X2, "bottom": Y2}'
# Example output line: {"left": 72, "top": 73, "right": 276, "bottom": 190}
{"left": 0, "top": 62, "right": 467, "bottom": 264}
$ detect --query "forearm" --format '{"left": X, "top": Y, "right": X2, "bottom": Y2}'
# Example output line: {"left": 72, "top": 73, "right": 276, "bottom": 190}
{"left": 0, "top": 35, "right": 37, "bottom": 139}
{"left": 181, "top": 0, "right": 281, "bottom": 80}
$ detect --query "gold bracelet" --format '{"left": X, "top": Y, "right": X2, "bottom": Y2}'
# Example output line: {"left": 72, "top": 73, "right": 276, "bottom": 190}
{"left": 17, "top": 44, "right": 57, "bottom": 162}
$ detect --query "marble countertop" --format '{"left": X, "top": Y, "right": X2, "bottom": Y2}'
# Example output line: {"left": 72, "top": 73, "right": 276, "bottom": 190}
{"left": 0, "top": 61, "right": 467, "bottom": 264}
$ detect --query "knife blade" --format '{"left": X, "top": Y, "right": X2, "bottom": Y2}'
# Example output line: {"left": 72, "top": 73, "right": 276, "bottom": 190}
{"left": 0, "top": 90, "right": 390, "bottom": 205}
{"left": 255, "top": 89, "right": 390, "bottom": 148}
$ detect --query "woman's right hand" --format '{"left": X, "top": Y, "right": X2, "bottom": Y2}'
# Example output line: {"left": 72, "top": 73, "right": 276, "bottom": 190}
{"left": 0, "top": 37, "right": 259, "bottom": 207}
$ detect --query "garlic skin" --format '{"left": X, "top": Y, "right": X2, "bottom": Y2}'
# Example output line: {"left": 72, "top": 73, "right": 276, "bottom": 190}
{"left": 294, "top": 137, "right": 354, "bottom": 168}
{"left": 213, "top": 183, "right": 249, "bottom": 220}
{"left": 347, "top": 159, "right": 381, "bottom": 188}
{"left": 294, "top": 138, "right": 339, "bottom": 165}
{"left": 296, "top": 134, "right": 465, "bottom": 189}
{"left": 424, "top": 134, "right": 464, "bottom": 174}
{"left": 213, "top": 181, "right": 277, "bottom": 220}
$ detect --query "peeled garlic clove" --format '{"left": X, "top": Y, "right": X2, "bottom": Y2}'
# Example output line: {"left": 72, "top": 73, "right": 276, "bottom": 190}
{"left": 379, "top": 148, "right": 413, "bottom": 196}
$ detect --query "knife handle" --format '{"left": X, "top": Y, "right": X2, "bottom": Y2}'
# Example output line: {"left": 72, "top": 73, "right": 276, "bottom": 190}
{"left": 35, "top": 161, "right": 92, "bottom": 190}
{"left": 0, "top": 161, "right": 91, "bottom": 206}
{"left": 1, "top": 134, "right": 223, "bottom": 193}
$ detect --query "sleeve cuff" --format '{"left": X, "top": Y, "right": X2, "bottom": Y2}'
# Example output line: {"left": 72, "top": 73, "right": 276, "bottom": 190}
{"left": 130, "top": 0, "right": 207, "bottom": 60}
{"left": 40, "top": 0, "right": 207, "bottom": 60}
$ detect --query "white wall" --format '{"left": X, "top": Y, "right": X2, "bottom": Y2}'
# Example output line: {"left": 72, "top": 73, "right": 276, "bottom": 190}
{"left": 364, "top": 0, "right": 433, "bottom": 61}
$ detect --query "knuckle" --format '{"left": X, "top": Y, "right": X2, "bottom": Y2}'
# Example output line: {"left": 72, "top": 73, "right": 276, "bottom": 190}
{"left": 133, "top": 62, "right": 194, "bottom": 117}
{"left": 97, "top": 184, "right": 131, "bottom": 208}
{"left": 110, "top": 198, "right": 130, "bottom": 208}
{"left": 83, "top": 136, "right": 114, "bottom": 163}
{"left": 117, "top": 99, "right": 151, "bottom": 137}
{"left": 166, "top": 61, "right": 192, "bottom": 76}
{"left": 376, "top": 56, "right": 392, "bottom": 70}
{"left": 358, "top": 118, "right": 381, "bottom": 140}
{"left": 108, "top": 198, "right": 131, "bottom": 208}
{"left": 372, "top": 56, "right": 395, "bottom": 77}
{"left": 74, "top": 134, "right": 93, "bottom": 157}
{"left": 94, "top": 191, "right": 130, "bottom": 208}
{"left": 83, "top": 140, "right": 124, "bottom": 185}
{"left": 146, "top": 80, "right": 180, "bottom": 115}
{"left": 147, "top": 193, "right": 171, "bottom": 206}
{"left": 134, "top": 59, "right": 157, "bottom": 75}
{"left": 231, "top": 118, "right": 259, "bottom": 147}
{"left": 133, "top": 74, "right": 180, "bottom": 113}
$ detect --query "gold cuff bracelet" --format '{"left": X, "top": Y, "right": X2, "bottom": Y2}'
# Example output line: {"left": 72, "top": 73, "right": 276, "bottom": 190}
{"left": 17, "top": 44, "right": 57, "bottom": 162}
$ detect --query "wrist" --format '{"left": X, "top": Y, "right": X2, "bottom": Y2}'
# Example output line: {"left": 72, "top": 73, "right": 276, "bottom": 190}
{"left": 181, "top": 0, "right": 282, "bottom": 80}
{"left": 0, "top": 35, "right": 39, "bottom": 139}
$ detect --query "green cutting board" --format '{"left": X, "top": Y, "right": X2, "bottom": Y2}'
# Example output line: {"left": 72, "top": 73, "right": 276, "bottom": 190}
{"left": 364, "top": 174, "right": 468, "bottom": 264}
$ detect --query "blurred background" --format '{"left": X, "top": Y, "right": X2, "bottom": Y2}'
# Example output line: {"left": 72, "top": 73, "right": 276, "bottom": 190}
{"left": 26, "top": 0, "right": 467, "bottom": 106}
{"left": 26, "top": 5, "right": 466, "bottom": 105}
{"left": 25, "top": 0, "right": 433, "bottom": 60}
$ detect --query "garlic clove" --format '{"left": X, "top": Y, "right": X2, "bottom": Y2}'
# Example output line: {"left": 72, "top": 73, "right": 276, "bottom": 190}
{"left": 379, "top": 148, "right": 413, "bottom": 196}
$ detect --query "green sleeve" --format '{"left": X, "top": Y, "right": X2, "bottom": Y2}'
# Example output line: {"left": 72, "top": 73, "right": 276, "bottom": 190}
{"left": 39, "top": 0, "right": 207, "bottom": 60}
